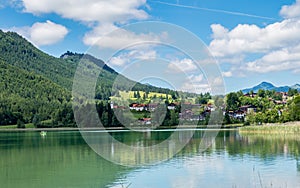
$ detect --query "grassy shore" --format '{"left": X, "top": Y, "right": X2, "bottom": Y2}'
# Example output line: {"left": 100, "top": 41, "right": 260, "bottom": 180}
{"left": 2, "top": 122, "right": 300, "bottom": 133}
{"left": 239, "top": 121, "right": 300, "bottom": 134}
{"left": 0, "top": 123, "right": 35, "bottom": 129}
{"left": 0, "top": 124, "right": 228, "bottom": 132}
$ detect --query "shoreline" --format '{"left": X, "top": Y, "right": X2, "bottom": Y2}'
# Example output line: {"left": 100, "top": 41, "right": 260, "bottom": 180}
{"left": 239, "top": 121, "right": 300, "bottom": 134}
{"left": 0, "top": 125, "right": 230, "bottom": 132}
{"left": 1, "top": 121, "right": 299, "bottom": 132}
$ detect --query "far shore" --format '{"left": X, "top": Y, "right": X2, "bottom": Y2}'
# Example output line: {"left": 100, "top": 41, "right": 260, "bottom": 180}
{"left": 239, "top": 121, "right": 300, "bottom": 134}
{"left": 1, "top": 121, "right": 300, "bottom": 132}
{"left": 0, "top": 124, "right": 229, "bottom": 132}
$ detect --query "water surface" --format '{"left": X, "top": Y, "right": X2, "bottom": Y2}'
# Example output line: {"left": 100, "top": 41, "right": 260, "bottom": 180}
{"left": 0, "top": 130, "right": 299, "bottom": 188}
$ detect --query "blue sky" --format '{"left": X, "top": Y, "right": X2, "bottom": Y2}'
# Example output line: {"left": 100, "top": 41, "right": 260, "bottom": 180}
{"left": 0, "top": 0, "right": 299, "bottom": 93}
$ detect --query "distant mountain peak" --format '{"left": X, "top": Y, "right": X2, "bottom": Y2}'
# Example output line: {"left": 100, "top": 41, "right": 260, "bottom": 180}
{"left": 291, "top": 84, "right": 300, "bottom": 89}
{"left": 260, "top": 81, "right": 274, "bottom": 85}
{"left": 257, "top": 81, "right": 274, "bottom": 87}
{"left": 242, "top": 81, "right": 300, "bottom": 93}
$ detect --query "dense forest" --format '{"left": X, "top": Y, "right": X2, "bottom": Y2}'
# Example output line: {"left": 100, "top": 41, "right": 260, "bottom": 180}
{"left": 0, "top": 60, "right": 73, "bottom": 127}
{"left": 0, "top": 30, "right": 190, "bottom": 127}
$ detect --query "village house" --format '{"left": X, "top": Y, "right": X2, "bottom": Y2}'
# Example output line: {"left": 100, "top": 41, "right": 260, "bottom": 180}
{"left": 138, "top": 118, "right": 152, "bottom": 125}
{"left": 227, "top": 105, "right": 257, "bottom": 120}
{"left": 110, "top": 102, "right": 126, "bottom": 109}
{"left": 179, "top": 109, "right": 201, "bottom": 121}
{"left": 129, "top": 103, "right": 147, "bottom": 111}
{"left": 239, "top": 105, "right": 257, "bottom": 114}
{"left": 167, "top": 103, "right": 176, "bottom": 110}
{"left": 244, "top": 93, "right": 257, "bottom": 98}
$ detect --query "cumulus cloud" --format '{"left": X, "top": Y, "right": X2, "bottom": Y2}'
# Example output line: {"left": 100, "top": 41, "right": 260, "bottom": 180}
{"left": 209, "top": 19, "right": 300, "bottom": 57}
{"left": 30, "top": 20, "right": 68, "bottom": 46}
{"left": 20, "top": 0, "right": 151, "bottom": 49}
{"left": 209, "top": 1, "right": 300, "bottom": 75}
{"left": 222, "top": 71, "right": 233, "bottom": 77}
{"left": 168, "top": 58, "right": 198, "bottom": 73}
{"left": 83, "top": 23, "right": 168, "bottom": 49}
{"left": 9, "top": 20, "right": 68, "bottom": 46}
{"left": 109, "top": 49, "right": 157, "bottom": 66}
{"left": 245, "top": 45, "right": 300, "bottom": 73}
{"left": 280, "top": 0, "right": 300, "bottom": 19}
{"left": 21, "top": 0, "right": 149, "bottom": 23}
{"left": 178, "top": 74, "right": 212, "bottom": 94}
{"left": 180, "top": 82, "right": 210, "bottom": 94}
{"left": 188, "top": 74, "right": 204, "bottom": 83}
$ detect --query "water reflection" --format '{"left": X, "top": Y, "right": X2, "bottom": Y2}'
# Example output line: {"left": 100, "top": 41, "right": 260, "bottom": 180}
{"left": 0, "top": 131, "right": 126, "bottom": 188}
{"left": 81, "top": 130, "right": 196, "bottom": 166}
{"left": 1, "top": 130, "right": 300, "bottom": 187}
{"left": 107, "top": 130, "right": 300, "bottom": 188}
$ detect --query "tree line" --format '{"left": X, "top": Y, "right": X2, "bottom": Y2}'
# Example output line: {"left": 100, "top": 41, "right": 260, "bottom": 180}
{"left": 225, "top": 89, "right": 300, "bottom": 125}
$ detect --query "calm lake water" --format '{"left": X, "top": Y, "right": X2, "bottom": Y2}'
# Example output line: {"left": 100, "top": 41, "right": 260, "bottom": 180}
{"left": 1, "top": 129, "right": 300, "bottom": 188}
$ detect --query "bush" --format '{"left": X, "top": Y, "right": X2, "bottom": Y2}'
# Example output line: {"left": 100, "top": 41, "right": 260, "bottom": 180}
{"left": 243, "top": 121, "right": 250, "bottom": 126}
{"left": 17, "top": 119, "right": 25, "bottom": 129}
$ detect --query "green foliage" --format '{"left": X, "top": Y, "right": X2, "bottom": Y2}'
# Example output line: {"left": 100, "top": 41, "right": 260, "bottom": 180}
{"left": 1, "top": 30, "right": 299, "bottom": 128}
{"left": 0, "top": 30, "right": 185, "bottom": 127}
{"left": 196, "top": 92, "right": 211, "bottom": 104}
{"left": 17, "top": 119, "right": 25, "bottom": 129}
{"left": 226, "top": 92, "right": 240, "bottom": 111}
{"left": 243, "top": 121, "right": 250, "bottom": 126}
{"left": 227, "top": 88, "right": 300, "bottom": 125}
{"left": 0, "top": 30, "right": 76, "bottom": 89}
{"left": 257, "top": 89, "right": 265, "bottom": 98}
{"left": 0, "top": 60, "right": 73, "bottom": 126}
{"left": 288, "top": 88, "right": 298, "bottom": 97}
{"left": 0, "top": 30, "right": 176, "bottom": 100}
{"left": 223, "top": 113, "right": 231, "bottom": 125}
{"left": 290, "top": 96, "right": 300, "bottom": 121}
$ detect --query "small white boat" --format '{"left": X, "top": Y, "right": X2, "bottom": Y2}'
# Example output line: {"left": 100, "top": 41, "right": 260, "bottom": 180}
{"left": 40, "top": 131, "right": 47, "bottom": 136}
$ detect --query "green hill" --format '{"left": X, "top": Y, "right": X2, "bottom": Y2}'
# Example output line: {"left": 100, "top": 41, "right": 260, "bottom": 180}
{"left": 0, "top": 30, "right": 182, "bottom": 127}
{"left": 0, "top": 30, "right": 175, "bottom": 99}
{"left": 0, "top": 30, "right": 76, "bottom": 90}
{"left": 0, "top": 60, "right": 73, "bottom": 126}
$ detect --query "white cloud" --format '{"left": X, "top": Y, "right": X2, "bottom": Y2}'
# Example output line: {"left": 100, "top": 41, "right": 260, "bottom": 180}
{"left": 245, "top": 45, "right": 300, "bottom": 73}
{"left": 211, "top": 24, "right": 229, "bottom": 39}
{"left": 109, "top": 49, "right": 157, "bottom": 66}
{"left": 209, "top": 19, "right": 300, "bottom": 57}
{"left": 182, "top": 84, "right": 211, "bottom": 94}
{"left": 109, "top": 56, "right": 127, "bottom": 67}
{"left": 180, "top": 82, "right": 210, "bottom": 94}
{"left": 212, "top": 76, "right": 223, "bottom": 86}
{"left": 30, "top": 20, "right": 68, "bottom": 46}
{"left": 188, "top": 74, "right": 204, "bottom": 83}
{"left": 222, "top": 71, "right": 233, "bottom": 77}
{"left": 168, "top": 58, "right": 197, "bottom": 73}
{"left": 209, "top": 1, "right": 300, "bottom": 75}
{"left": 179, "top": 74, "right": 211, "bottom": 94}
{"left": 280, "top": 0, "right": 300, "bottom": 19}
{"left": 83, "top": 24, "right": 167, "bottom": 49}
{"left": 21, "top": 0, "right": 149, "bottom": 23}
{"left": 9, "top": 20, "right": 68, "bottom": 46}
{"left": 20, "top": 0, "right": 151, "bottom": 49}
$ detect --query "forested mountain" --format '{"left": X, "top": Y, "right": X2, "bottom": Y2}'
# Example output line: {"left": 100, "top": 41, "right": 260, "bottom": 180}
{"left": 0, "top": 30, "right": 175, "bottom": 98}
{"left": 0, "top": 30, "right": 177, "bottom": 126}
{"left": 0, "top": 30, "right": 76, "bottom": 90}
{"left": 0, "top": 60, "right": 73, "bottom": 126}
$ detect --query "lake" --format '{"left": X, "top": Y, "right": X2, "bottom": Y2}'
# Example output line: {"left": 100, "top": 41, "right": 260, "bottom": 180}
{"left": 1, "top": 129, "right": 300, "bottom": 188}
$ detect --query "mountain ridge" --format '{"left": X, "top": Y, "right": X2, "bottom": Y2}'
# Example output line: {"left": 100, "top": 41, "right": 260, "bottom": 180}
{"left": 0, "top": 30, "right": 178, "bottom": 99}
{"left": 0, "top": 29, "right": 179, "bottom": 126}
{"left": 242, "top": 81, "right": 300, "bottom": 93}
